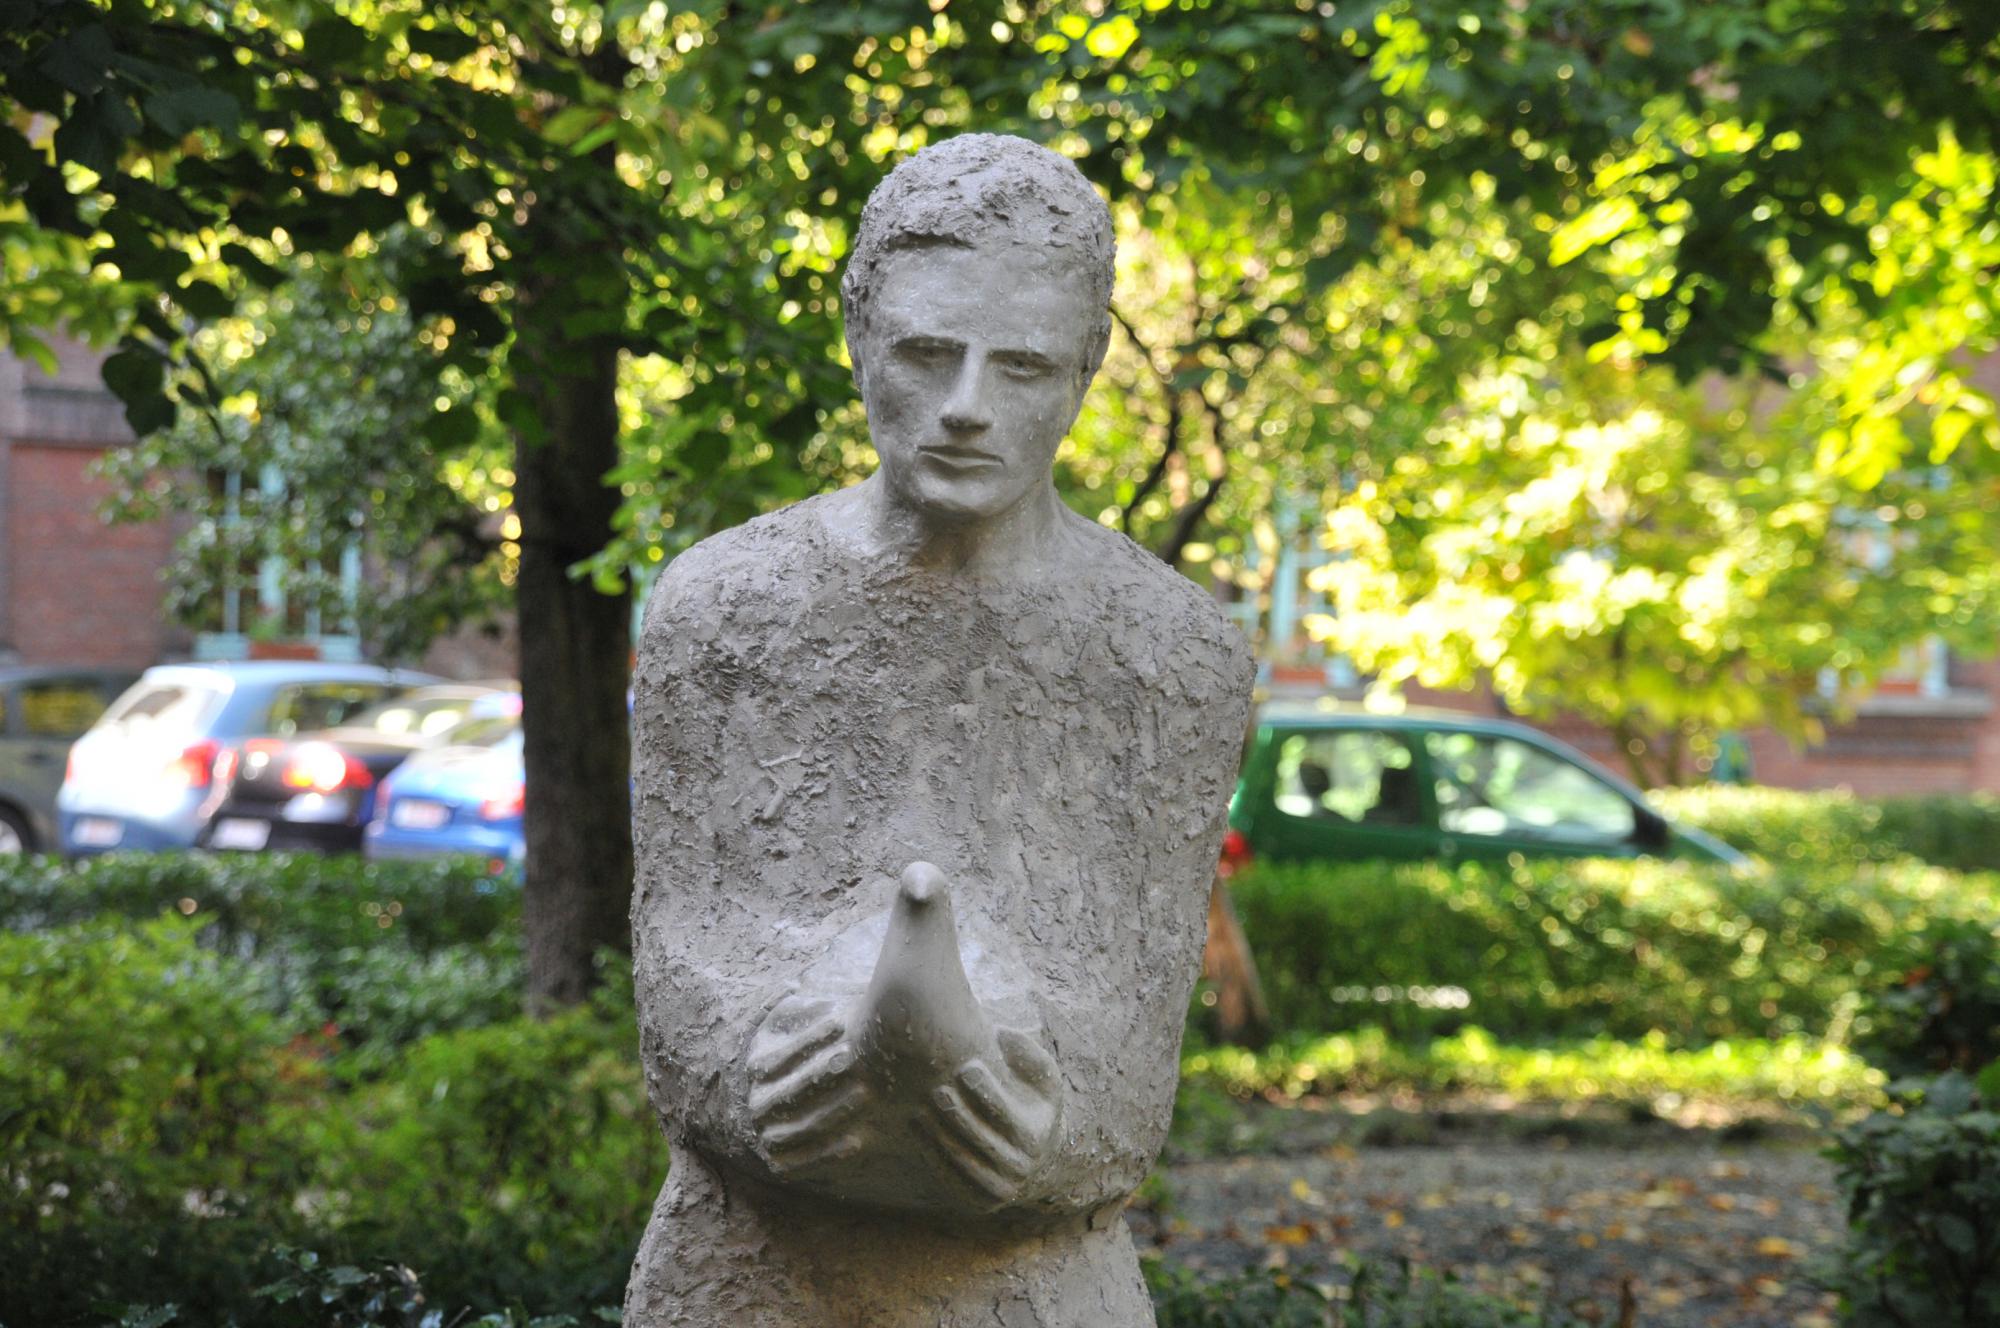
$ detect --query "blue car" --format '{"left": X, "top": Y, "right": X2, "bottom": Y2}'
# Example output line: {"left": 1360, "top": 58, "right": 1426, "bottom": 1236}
{"left": 58, "top": 661, "right": 435, "bottom": 855}
{"left": 363, "top": 703, "right": 524, "bottom": 873}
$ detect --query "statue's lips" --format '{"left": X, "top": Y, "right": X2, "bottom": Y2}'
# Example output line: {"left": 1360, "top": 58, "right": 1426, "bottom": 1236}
{"left": 918, "top": 446, "right": 1002, "bottom": 471}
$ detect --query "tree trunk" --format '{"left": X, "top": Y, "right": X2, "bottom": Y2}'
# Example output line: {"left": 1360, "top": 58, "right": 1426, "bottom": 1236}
{"left": 511, "top": 256, "right": 634, "bottom": 1009}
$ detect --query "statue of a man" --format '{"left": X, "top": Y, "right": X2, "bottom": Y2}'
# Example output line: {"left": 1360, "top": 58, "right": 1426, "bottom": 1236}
{"left": 626, "top": 133, "right": 1254, "bottom": 1328}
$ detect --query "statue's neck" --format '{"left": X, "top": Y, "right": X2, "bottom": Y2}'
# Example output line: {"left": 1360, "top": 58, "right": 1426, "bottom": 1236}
{"left": 855, "top": 474, "right": 1068, "bottom": 580}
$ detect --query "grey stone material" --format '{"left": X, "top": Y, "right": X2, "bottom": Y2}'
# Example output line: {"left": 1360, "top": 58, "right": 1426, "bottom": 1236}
{"left": 627, "top": 134, "right": 1254, "bottom": 1327}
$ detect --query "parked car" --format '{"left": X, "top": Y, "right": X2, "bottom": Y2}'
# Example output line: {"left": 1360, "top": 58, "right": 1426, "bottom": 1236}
{"left": 363, "top": 707, "right": 524, "bottom": 872}
{"left": 0, "top": 666, "right": 140, "bottom": 853}
{"left": 58, "top": 661, "right": 437, "bottom": 855}
{"left": 1225, "top": 703, "right": 1746, "bottom": 872}
{"left": 200, "top": 683, "right": 519, "bottom": 854}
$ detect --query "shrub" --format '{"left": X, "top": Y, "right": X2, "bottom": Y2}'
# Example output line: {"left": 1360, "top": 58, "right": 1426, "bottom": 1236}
{"left": 1182, "top": 1026, "right": 1881, "bottom": 1110}
{"left": 1853, "top": 916, "right": 2000, "bottom": 1081}
{"left": 0, "top": 851, "right": 515, "bottom": 954}
{"left": 1229, "top": 856, "right": 1998, "bottom": 1043}
{"left": 1826, "top": 1071, "right": 2000, "bottom": 1328}
{"left": 298, "top": 985, "right": 665, "bottom": 1314}
{"left": 1656, "top": 785, "right": 2000, "bottom": 873}
{"left": 0, "top": 918, "right": 314, "bottom": 1326}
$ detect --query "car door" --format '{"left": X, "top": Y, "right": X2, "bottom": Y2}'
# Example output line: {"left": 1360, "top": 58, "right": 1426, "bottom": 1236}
{"left": 1246, "top": 726, "right": 1438, "bottom": 863}
{"left": 1422, "top": 729, "right": 1647, "bottom": 864}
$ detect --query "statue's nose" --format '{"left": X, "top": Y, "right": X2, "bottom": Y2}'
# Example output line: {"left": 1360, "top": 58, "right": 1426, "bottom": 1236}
{"left": 939, "top": 355, "right": 994, "bottom": 433}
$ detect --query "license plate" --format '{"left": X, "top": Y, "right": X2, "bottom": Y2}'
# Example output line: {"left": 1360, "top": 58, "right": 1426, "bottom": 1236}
{"left": 210, "top": 817, "right": 271, "bottom": 851}
{"left": 390, "top": 799, "right": 451, "bottom": 830}
{"left": 72, "top": 816, "right": 123, "bottom": 847}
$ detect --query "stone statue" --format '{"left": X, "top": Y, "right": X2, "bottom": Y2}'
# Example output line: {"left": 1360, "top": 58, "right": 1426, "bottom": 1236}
{"left": 626, "top": 133, "right": 1254, "bottom": 1328}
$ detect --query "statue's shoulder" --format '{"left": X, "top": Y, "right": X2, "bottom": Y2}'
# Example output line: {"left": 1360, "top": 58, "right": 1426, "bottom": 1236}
{"left": 1060, "top": 515, "right": 1254, "bottom": 694}
{"left": 641, "top": 497, "right": 830, "bottom": 634}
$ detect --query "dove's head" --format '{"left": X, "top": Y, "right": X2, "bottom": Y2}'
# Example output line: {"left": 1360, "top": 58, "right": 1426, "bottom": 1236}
{"left": 841, "top": 135, "right": 1115, "bottom": 526}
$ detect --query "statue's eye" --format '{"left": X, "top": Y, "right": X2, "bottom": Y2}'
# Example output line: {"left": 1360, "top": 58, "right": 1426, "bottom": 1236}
{"left": 895, "top": 338, "right": 960, "bottom": 367}
{"left": 994, "top": 353, "right": 1055, "bottom": 381}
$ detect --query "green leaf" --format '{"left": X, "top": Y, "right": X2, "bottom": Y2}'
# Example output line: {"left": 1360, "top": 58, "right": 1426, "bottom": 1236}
{"left": 144, "top": 83, "right": 241, "bottom": 136}
{"left": 101, "top": 346, "right": 165, "bottom": 403}
{"left": 173, "top": 280, "right": 233, "bottom": 321}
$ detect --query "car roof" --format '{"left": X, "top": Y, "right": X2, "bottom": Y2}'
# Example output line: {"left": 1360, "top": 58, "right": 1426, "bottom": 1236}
{"left": 137, "top": 661, "right": 439, "bottom": 686}
{"left": 1257, "top": 700, "right": 1532, "bottom": 736}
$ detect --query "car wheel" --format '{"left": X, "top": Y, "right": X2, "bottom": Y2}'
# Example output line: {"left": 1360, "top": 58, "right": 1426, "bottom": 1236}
{"left": 0, "top": 805, "right": 32, "bottom": 854}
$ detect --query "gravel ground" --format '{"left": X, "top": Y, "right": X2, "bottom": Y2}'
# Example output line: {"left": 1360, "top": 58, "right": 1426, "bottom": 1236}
{"left": 1132, "top": 1117, "right": 1849, "bottom": 1327}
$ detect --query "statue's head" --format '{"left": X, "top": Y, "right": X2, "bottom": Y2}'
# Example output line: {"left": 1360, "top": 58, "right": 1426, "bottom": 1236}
{"left": 841, "top": 134, "right": 1115, "bottom": 524}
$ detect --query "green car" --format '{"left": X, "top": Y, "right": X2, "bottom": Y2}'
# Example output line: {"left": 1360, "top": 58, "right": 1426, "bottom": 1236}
{"left": 1225, "top": 703, "right": 1746, "bottom": 871}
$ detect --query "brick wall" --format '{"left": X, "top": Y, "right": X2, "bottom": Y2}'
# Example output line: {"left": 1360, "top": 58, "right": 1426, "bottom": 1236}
{"left": 6, "top": 441, "right": 176, "bottom": 668}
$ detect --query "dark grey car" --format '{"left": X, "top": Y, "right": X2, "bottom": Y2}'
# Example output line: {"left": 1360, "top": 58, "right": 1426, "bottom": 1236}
{"left": 0, "top": 666, "right": 140, "bottom": 853}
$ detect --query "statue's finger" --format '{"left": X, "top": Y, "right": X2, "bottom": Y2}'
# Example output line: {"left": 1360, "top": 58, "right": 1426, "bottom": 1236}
{"left": 929, "top": 1082, "right": 1031, "bottom": 1181}
{"left": 747, "top": 1013, "right": 844, "bottom": 1081}
{"left": 764, "top": 1125, "right": 864, "bottom": 1176}
{"left": 917, "top": 1104, "right": 1023, "bottom": 1204}
{"left": 995, "top": 1027, "right": 1060, "bottom": 1094}
{"left": 759, "top": 1080, "right": 865, "bottom": 1152}
{"left": 748, "top": 1039, "right": 856, "bottom": 1121}
{"left": 955, "top": 1060, "right": 1037, "bottom": 1153}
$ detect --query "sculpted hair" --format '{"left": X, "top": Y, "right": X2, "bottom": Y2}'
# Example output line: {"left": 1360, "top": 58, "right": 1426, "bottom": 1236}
{"left": 841, "top": 133, "right": 1116, "bottom": 384}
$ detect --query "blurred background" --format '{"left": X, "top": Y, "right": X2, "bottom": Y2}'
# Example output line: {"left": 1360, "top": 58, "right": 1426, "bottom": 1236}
{"left": 4, "top": 3, "right": 1998, "bottom": 1326}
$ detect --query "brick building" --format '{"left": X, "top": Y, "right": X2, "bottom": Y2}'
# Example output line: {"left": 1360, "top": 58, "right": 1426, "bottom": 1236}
{"left": 0, "top": 335, "right": 185, "bottom": 670}
{"left": 0, "top": 339, "right": 513, "bottom": 679}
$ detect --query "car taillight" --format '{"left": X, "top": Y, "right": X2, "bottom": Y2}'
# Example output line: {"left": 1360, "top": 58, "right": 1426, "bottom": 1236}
{"left": 1218, "top": 828, "right": 1253, "bottom": 879}
{"left": 281, "top": 742, "right": 373, "bottom": 795}
{"left": 479, "top": 784, "right": 525, "bottom": 821}
{"left": 166, "top": 739, "right": 222, "bottom": 790}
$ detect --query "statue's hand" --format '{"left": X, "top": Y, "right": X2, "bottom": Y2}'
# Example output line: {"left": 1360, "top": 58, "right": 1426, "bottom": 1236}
{"left": 746, "top": 993, "right": 867, "bottom": 1175}
{"left": 921, "top": 1026, "right": 1062, "bottom": 1205}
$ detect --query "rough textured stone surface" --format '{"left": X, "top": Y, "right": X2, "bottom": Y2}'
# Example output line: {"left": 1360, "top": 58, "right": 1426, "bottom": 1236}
{"left": 627, "top": 134, "right": 1254, "bottom": 1327}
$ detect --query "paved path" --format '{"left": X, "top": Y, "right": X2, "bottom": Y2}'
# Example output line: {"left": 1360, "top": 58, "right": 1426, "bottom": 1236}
{"left": 1134, "top": 1133, "right": 1847, "bottom": 1327}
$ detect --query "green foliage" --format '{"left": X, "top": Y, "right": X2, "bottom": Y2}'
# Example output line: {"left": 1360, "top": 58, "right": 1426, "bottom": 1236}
{"left": 1230, "top": 855, "right": 1996, "bottom": 1044}
{"left": 1658, "top": 785, "right": 2000, "bottom": 874}
{"left": 0, "top": 851, "right": 515, "bottom": 953}
{"left": 296, "top": 987, "right": 660, "bottom": 1314}
{"left": 0, "top": 918, "right": 312, "bottom": 1326}
{"left": 1183, "top": 1026, "right": 1879, "bottom": 1112}
{"left": 1827, "top": 1073, "right": 2000, "bottom": 1328}
{"left": 248, "top": 1246, "right": 620, "bottom": 1328}
{"left": 1854, "top": 917, "right": 2000, "bottom": 1082}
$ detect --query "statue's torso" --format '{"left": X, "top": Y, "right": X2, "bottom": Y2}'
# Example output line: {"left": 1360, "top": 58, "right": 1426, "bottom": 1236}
{"left": 628, "top": 493, "right": 1253, "bottom": 1325}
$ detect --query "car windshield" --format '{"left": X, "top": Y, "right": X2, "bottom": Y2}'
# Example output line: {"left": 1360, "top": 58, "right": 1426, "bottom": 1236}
{"left": 95, "top": 678, "right": 225, "bottom": 737}
{"left": 346, "top": 692, "right": 492, "bottom": 739}
{"left": 448, "top": 714, "right": 522, "bottom": 750}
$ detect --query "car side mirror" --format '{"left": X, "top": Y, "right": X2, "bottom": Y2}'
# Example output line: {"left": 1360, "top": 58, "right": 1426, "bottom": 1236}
{"left": 1633, "top": 806, "right": 1671, "bottom": 852}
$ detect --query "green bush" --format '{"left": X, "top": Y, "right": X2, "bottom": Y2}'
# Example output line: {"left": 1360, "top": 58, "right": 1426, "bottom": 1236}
{"left": 1826, "top": 1071, "right": 2000, "bottom": 1328}
{"left": 0, "top": 851, "right": 515, "bottom": 954}
{"left": 1854, "top": 916, "right": 2000, "bottom": 1080}
{"left": 1229, "top": 856, "right": 1997, "bottom": 1043}
{"left": 1182, "top": 1026, "right": 1881, "bottom": 1109}
{"left": 1657, "top": 785, "right": 2000, "bottom": 873}
{"left": 299, "top": 983, "right": 664, "bottom": 1314}
{"left": 0, "top": 918, "right": 314, "bottom": 1326}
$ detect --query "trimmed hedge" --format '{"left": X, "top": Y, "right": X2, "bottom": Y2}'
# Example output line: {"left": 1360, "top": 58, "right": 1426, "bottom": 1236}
{"left": 1228, "top": 856, "right": 2000, "bottom": 1043}
{"left": 1657, "top": 785, "right": 2000, "bottom": 874}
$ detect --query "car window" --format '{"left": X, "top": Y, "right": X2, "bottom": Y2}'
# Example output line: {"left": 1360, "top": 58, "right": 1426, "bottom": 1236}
{"left": 97, "top": 680, "right": 226, "bottom": 736}
{"left": 1272, "top": 730, "right": 1424, "bottom": 826}
{"left": 348, "top": 693, "right": 486, "bottom": 738}
{"left": 448, "top": 715, "right": 521, "bottom": 749}
{"left": 19, "top": 680, "right": 112, "bottom": 738}
{"left": 1425, "top": 732, "right": 1635, "bottom": 845}
{"left": 265, "top": 683, "right": 396, "bottom": 736}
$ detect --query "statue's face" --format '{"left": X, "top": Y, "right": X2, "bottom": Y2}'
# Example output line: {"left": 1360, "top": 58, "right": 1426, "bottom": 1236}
{"left": 858, "top": 245, "right": 1099, "bottom": 524}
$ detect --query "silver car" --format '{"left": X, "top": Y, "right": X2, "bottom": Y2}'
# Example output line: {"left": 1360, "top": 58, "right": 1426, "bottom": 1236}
{"left": 58, "top": 660, "right": 436, "bottom": 855}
